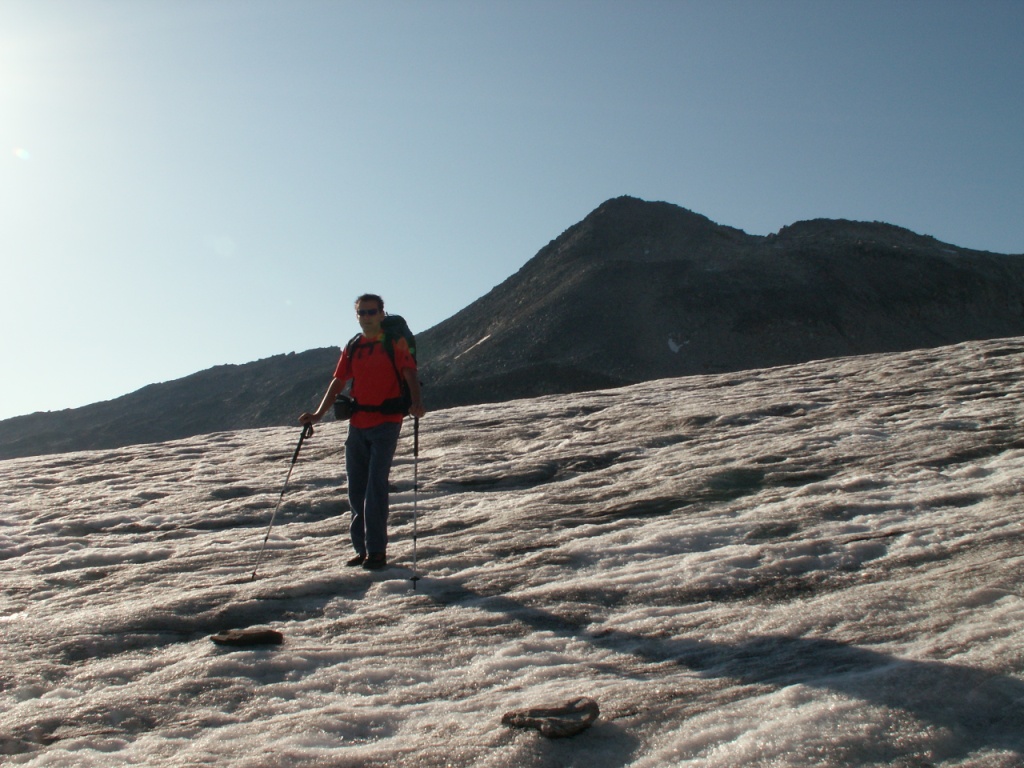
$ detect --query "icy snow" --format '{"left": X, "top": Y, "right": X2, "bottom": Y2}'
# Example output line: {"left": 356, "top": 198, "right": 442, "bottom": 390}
{"left": 3, "top": 338, "right": 1024, "bottom": 766}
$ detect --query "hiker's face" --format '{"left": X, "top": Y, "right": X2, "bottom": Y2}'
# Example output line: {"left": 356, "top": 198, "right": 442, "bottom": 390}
{"left": 356, "top": 299, "right": 383, "bottom": 335}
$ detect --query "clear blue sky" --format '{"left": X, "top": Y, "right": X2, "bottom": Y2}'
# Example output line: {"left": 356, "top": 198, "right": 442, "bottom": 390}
{"left": 2, "top": 0, "right": 1022, "bottom": 421}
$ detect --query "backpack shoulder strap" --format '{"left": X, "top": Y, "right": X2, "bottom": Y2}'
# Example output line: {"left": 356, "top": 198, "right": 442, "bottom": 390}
{"left": 381, "top": 332, "right": 397, "bottom": 367}
{"left": 344, "top": 332, "right": 363, "bottom": 355}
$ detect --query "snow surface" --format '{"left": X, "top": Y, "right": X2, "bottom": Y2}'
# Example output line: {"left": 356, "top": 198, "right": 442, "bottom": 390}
{"left": 3, "top": 338, "right": 1024, "bottom": 767}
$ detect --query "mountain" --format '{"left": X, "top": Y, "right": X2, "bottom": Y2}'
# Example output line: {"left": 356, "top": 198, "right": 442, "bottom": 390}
{"left": 2, "top": 196, "right": 1023, "bottom": 459}
{"left": 0, "top": 348, "right": 338, "bottom": 460}
{"left": 419, "top": 196, "right": 1024, "bottom": 408}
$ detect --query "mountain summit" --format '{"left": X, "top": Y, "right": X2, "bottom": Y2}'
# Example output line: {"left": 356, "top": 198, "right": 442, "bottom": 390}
{"left": 417, "top": 195, "right": 1024, "bottom": 409}
{"left": 2, "top": 196, "right": 1023, "bottom": 458}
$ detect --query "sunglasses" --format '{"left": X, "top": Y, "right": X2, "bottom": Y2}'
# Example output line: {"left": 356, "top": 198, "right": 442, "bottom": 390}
{"left": 357, "top": 308, "right": 380, "bottom": 317}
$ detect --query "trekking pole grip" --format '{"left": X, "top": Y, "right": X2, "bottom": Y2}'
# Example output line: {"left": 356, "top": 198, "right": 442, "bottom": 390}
{"left": 291, "top": 422, "right": 313, "bottom": 463}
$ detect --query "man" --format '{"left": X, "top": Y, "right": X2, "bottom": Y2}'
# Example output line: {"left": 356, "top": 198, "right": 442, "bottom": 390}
{"left": 300, "top": 294, "right": 425, "bottom": 570}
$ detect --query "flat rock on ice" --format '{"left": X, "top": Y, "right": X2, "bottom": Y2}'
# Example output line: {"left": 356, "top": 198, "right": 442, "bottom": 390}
{"left": 211, "top": 628, "right": 284, "bottom": 646}
{"left": 501, "top": 697, "right": 600, "bottom": 738}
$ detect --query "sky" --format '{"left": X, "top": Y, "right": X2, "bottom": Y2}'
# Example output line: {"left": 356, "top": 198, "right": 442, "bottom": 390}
{"left": 2, "top": 0, "right": 1023, "bottom": 421}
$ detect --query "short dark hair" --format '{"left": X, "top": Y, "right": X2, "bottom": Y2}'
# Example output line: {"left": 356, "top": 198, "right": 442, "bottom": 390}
{"left": 355, "top": 294, "right": 384, "bottom": 311}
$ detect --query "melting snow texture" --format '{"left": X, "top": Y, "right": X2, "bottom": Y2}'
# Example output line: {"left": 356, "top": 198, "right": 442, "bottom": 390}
{"left": 3, "top": 338, "right": 1024, "bottom": 767}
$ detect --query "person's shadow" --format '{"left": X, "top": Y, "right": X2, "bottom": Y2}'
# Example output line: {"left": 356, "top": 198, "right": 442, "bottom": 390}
{"left": 421, "top": 578, "right": 1024, "bottom": 762}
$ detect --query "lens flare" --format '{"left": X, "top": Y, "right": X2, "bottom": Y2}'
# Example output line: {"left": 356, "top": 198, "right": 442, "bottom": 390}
{"left": 13, "top": 147, "right": 32, "bottom": 161}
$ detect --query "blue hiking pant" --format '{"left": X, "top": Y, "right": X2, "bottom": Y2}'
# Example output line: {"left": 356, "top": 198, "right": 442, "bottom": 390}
{"left": 345, "top": 421, "right": 402, "bottom": 557}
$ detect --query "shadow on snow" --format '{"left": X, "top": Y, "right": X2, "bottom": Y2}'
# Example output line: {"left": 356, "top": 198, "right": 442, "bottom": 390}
{"left": 422, "top": 580, "right": 1024, "bottom": 762}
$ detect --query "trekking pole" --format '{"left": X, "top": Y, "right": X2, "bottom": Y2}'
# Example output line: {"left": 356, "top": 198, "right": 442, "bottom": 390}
{"left": 411, "top": 416, "right": 420, "bottom": 589}
{"left": 251, "top": 422, "right": 314, "bottom": 581}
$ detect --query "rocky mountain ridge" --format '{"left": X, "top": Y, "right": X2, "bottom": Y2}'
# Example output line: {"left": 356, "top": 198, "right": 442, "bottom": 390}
{"left": 418, "top": 197, "right": 1024, "bottom": 408}
{"left": 2, "top": 196, "right": 1022, "bottom": 459}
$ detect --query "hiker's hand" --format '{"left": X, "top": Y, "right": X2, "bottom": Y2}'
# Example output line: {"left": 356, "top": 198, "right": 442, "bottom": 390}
{"left": 409, "top": 401, "right": 426, "bottom": 419}
{"left": 299, "top": 412, "right": 322, "bottom": 426}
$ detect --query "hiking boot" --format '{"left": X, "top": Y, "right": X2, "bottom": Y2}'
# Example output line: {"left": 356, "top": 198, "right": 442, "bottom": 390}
{"left": 362, "top": 553, "right": 387, "bottom": 570}
{"left": 346, "top": 554, "right": 366, "bottom": 567}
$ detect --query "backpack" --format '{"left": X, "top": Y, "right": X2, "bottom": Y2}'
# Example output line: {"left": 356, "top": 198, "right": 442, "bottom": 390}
{"left": 335, "top": 314, "right": 417, "bottom": 419}
{"left": 380, "top": 314, "right": 417, "bottom": 369}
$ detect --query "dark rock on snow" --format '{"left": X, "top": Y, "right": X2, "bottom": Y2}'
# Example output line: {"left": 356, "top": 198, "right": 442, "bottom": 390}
{"left": 502, "top": 696, "right": 601, "bottom": 738}
{"left": 211, "top": 628, "right": 285, "bottom": 647}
